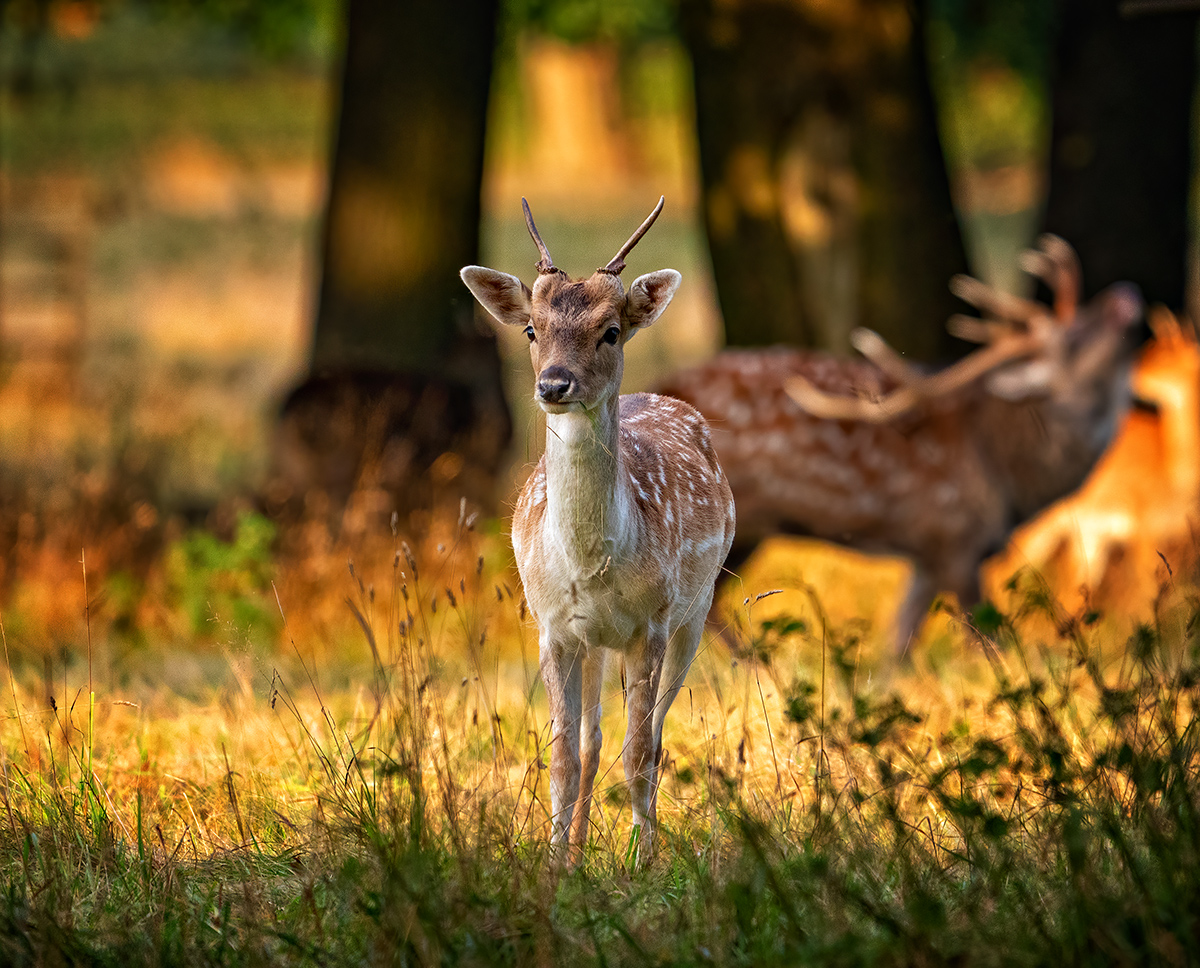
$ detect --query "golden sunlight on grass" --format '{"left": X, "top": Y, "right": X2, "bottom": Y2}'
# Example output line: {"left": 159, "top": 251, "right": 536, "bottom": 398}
{"left": 3, "top": 514, "right": 1199, "bottom": 964}
{"left": 2, "top": 516, "right": 1177, "bottom": 869}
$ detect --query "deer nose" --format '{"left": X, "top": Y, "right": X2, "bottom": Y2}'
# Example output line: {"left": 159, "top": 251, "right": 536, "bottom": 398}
{"left": 537, "top": 366, "right": 575, "bottom": 403}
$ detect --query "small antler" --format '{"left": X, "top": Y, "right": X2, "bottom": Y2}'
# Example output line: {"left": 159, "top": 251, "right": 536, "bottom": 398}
{"left": 523, "top": 197, "right": 558, "bottom": 275}
{"left": 599, "top": 196, "right": 665, "bottom": 275}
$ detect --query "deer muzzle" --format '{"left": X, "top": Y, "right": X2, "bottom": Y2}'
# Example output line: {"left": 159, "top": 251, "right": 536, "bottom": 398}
{"left": 536, "top": 366, "right": 577, "bottom": 406}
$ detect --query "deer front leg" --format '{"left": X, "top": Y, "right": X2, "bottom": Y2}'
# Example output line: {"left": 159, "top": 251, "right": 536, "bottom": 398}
{"left": 570, "top": 648, "right": 605, "bottom": 856}
{"left": 623, "top": 626, "right": 666, "bottom": 865}
{"left": 540, "top": 635, "right": 584, "bottom": 852}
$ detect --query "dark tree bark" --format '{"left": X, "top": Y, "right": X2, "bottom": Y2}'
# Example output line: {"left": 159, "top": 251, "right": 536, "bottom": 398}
{"left": 271, "top": 0, "right": 511, "bottom": 527}
{"left": 679, "top": 0, "right": 970, "bottom": 360}
{"left": 1043, "top": 1, "right": 1197, "bottom": 310}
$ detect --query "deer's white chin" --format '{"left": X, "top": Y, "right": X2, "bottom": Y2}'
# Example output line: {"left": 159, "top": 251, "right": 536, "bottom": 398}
{"left": 538, "top": 400, "right": 586, "bottom": 414}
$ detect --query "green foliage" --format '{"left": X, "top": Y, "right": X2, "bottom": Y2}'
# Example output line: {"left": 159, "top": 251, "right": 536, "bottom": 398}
{"left": 927, "top": 0, "right": 1056, "bottom": 80}
{"left": 745, "top": 614, "right": 807, "bottom": 666}
{"left": 146, "top": 0, "right": 343, "bottom": 58}
{"left": 971, "top": 599, "right": 1006, "bottom": 638}
{"left": 504, "top": 0, "right": 674, "bottom": 44}
{"left": 164, "top": 511, "right": 278, "bottom": 642}
{"left": 925, "top": 1, "right": 1051, "bottom": 173}
{"left": 784, "top": 677, "right": 817, "bottom": 728}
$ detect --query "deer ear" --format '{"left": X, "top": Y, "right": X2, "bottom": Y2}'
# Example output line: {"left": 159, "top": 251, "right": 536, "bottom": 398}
{"left": 625, "top": 270, "right": 681, "bottom": 330}
{"left": 460, "top": 266, "right": 532, "bottom": 327}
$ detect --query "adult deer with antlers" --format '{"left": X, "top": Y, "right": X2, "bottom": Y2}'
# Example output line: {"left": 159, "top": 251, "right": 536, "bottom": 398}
{"left": 461, "top": 198, "right": 735, "bottom": 863}
{"left": 660, "top": 236, "right": 1143, "bottom": 654}
{"left": 992, "top": 308, "right": 1200, "bottom": 615}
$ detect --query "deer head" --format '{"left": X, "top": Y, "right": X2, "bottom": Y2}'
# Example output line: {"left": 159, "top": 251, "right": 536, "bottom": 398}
{"left": 461, "top": 198, "right": 680, "bottom": 413}
{"left": 786, "top": 235, "right": 1143, "bottom": 424}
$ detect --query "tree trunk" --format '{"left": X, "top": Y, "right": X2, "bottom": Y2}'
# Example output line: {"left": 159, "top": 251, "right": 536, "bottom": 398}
{"left": 1043, "top": 0, "right": 1197, "bottom": 311}
{"left": 271, "top": 0, "right": 511, "bottom": 528}
{"left": 679, "top": 0, "right": 970, "bottom": 360}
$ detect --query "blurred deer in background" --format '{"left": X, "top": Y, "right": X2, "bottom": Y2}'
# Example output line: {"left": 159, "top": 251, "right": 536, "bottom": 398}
{"left": 460, "top": 198, "right": 735, "bottom": 864}
{"left": 661, "top": 236, "right": 1144, "bottom": 654}
{"left": 994, "top": 308, "right": 1199, "bottom": 614}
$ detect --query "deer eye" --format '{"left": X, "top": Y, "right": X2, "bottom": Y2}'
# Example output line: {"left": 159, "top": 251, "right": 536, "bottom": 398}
{"left": 525, "top": 325, "right": 536, "bottom": 342}
{"left": 600, "top": 326, "right": 621, "bottom": 347}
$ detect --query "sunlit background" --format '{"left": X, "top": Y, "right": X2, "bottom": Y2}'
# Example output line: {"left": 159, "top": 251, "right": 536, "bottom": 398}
{"left": 1, "top": 0, "right": 1196, "bottom": 715}
{"left": 0, "top": 0, "right": 1094, "bottom": 644}
{"left": 0, "top": 0, "right": 1060, "bottom": 507}
{"left": 2, "top": 3, "right": 1200, "bottom": 958}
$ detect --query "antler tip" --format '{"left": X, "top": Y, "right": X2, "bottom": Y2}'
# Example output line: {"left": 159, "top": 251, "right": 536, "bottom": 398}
{"left": 522, "top": 196, "right": 557, "bottom": 274}
{"left": 849, "top": 327, "right": 883, "bottom": 353}
{"left": 601, "top": 195, "right": 667, "bottom": 275}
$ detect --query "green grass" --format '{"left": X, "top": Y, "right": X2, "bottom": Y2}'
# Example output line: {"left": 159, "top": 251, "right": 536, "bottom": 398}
{"left": 2, "top": 517, "right": 1199, "bottom": 966}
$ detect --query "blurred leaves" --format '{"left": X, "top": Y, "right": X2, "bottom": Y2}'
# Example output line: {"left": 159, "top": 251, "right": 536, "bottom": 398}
{"left": 146, "top": 0, "right": 343, "bottom": 58}
{"left": 1, "top": 0, "right": 342, "bottom": 64}
{"left": 164, "top": 510, "right": 278, "bottom": 641}
{"left": 504, "top": 0, "right": 674, "bottom": 44}
{"left": 928, "top": 0, "right": 1055, "bottom": 79}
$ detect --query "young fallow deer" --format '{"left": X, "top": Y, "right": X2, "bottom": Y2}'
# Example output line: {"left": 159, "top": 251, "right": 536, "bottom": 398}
{"left": 460, "top": 198, "right": 735, "bottom": 863}
{"left": 660, "top": 236, "right": 1143, "bottom": 654}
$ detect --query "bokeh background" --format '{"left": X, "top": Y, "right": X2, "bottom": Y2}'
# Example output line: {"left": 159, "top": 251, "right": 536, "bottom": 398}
{"left": 6, "top": 8, "right": 1200, "bottom": 959}
{"left": 0, "top": 0, "right": 1196, "bottom": 664}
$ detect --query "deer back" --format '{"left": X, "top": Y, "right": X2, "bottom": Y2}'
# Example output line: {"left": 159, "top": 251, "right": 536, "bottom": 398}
{"left": 659, "top": 350, "right": 1005, "bottom": 566}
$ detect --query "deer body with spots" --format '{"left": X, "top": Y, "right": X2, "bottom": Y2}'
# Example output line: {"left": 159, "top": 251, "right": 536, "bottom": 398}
{"left": 661, "top": 237, "right": 1143, "bottom": 653}
{"left": 461, "top": 198, "right": 735, "bottom": 863}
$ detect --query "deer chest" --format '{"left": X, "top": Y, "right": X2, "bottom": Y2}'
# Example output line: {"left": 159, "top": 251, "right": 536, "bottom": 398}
{"left": 520, "top": 554, "right": 663, "bottom": 653}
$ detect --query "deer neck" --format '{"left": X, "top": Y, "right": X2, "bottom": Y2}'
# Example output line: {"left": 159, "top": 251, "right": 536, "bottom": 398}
{"left": 981, "top": 387, "right": 1131, "bottom": 519}
{"left": 542, "top": 394, "right": 629, "bottom": 570}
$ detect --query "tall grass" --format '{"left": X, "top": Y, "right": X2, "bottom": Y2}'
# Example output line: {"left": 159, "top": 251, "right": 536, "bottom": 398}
{"left": 1, "top": 517, "right": 1198, "bottom": 966}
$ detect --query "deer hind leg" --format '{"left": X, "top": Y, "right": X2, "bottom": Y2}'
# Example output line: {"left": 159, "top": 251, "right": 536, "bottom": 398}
{"left": 541, "top": 635, "right": 585, "bottom": 852}
{"left": 892, "top": 565, "right": 939, "bottom": 658}
{"left": 942, "top": 564, "right": 1001, "bottom": 648}
{"left": 623, "top": 625, "right": 667, "bottom": 864}
{"left": 650, "top": 611, "right": 705, "bottom": 809}
{"left": 570, "top": 648, "right": 605, "bottom": 856}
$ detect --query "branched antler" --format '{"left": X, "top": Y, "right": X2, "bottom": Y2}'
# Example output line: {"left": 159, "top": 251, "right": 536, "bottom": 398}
{"left": 785, "top": 236, "right": 1083, "bottom": 422}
